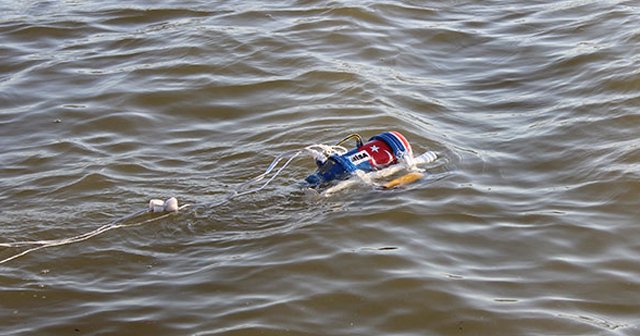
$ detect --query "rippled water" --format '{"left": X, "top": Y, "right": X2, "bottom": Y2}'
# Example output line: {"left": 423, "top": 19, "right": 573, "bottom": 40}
{"left": 2, "top": 1, "right": 640, "bottom": 335}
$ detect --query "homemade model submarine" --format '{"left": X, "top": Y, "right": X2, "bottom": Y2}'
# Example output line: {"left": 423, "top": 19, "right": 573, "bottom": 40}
{"left": 304, "top": 131, "right": 437, "bottom": 190}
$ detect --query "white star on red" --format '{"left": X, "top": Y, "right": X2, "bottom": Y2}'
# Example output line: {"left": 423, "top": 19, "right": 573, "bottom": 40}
{"left": 370, "top": 145, "right": 380, "bottom": 152}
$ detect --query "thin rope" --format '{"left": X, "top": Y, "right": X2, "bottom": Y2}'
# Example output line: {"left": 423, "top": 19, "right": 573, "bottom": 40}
{"left": 197, "top": 150, "right": 301, "bottom": 209}
{"left": 0, "top": 146, "right": 316, "bottom": 265}
{"left": 0, "top": 205, "right": 189, "bottom": 265}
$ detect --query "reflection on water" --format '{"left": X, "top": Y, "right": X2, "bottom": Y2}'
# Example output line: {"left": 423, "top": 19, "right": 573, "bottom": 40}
{"left": 1, "top": 1, "right": 640, "bottom": 335}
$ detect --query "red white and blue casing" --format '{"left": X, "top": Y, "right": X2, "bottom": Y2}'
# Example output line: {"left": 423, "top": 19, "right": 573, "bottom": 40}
{"left": 305, "top": 131, "right": 413, "bottom": 187}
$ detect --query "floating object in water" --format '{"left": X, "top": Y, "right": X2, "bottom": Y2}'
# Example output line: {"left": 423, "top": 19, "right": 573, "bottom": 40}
{"left": 305, "top": 131, "right": 414, "bottom": 187}
{"left": 148, "top": 197, "right": 180, "bottom": 212}
{"left": 383, "top": 172, "right": 425, "bottom": 189}
{"left": 163, "top": 197, "right": 179, "bottom": 212}
{"left": 410, "top": 150, "right": 438, "bottom": 166}
{"left": 305, "top": 131, "right": 437, "bottom": 191}
{"left": 317, "top": 137, "right": 438, "bottom": 196}
{"left": 148, "top": 199, "right": 165, "bottom": 212}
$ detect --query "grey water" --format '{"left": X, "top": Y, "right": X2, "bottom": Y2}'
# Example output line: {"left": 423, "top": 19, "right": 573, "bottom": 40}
{"left": 1, "top": 1, "right": 640, "bottom": 335}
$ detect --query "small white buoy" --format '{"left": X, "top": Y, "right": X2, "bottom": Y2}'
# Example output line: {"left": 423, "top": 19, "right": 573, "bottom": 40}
{"left": 163, "top": 197, "right": 179, "bottom": 212}
{"left": 149, "top": 199, "right": 165, "bottom": 213}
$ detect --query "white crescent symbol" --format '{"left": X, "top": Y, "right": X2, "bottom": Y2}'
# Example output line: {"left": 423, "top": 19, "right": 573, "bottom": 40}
{"left": 372, "top": 150, "right": 394, "bottom": 168}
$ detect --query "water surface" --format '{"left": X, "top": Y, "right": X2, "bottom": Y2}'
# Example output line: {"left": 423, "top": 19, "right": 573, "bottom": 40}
{"left": 1, "top": 1, "right": 640, "bottom": 335}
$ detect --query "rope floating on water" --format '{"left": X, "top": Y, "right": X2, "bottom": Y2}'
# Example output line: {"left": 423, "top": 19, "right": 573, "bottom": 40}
{"left": 0, "top": 205, "right": 189, "bottom": 265}
{"left": 0, "top": 144, "right": 344, "bottom": 265}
